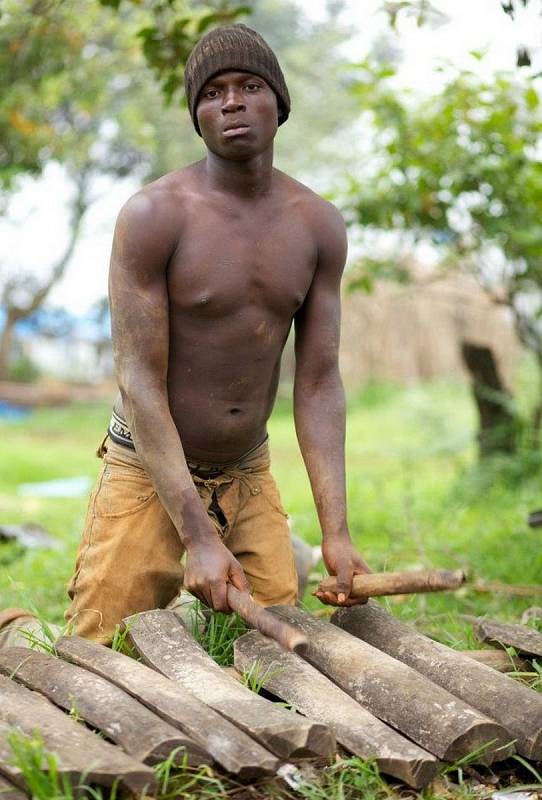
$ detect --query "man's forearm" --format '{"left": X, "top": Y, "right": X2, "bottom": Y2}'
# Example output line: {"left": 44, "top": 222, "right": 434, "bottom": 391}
{"left": 293, "top": 369, "right": 350, "bottom": 540}
{"left": 120, "top": 384, "right": 217, "bottom": 548}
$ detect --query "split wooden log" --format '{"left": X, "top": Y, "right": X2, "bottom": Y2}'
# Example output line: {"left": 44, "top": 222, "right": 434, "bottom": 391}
{"left": 0, "top": 647, "right": 209, "bottom": 767}
{"left": 474, "top": 618, "right": 542, "bottom": 659}
{"left": 332, "top": 602, "right": 542, "bottom": 760}
{"left": 317, "top": 569, "right": 465, "bottom": 600}
{"left": 269, "top": 605, "right": 513, "bottom": 765}
{"left": 0, "top": 675, "right": 156, "bottom": 795}
{"left": 234, "top": 631, "right": 439, "bottom": 789}
{"left": 0, "top": 771, "right": 26, "bottom": 800}
{"left": 126, "top": 609, "right": 335, "bottom": 760}
{"left": 460, "top": 650, "right": 531, "bottom": 673}
{"left": 56, "top": 635, "right": 279, "bottom": 780}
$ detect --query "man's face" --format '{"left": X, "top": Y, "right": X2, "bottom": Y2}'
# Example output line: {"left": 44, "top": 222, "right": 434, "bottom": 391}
{"left": 196, "top": 70, "right": 279, "bottom": 159}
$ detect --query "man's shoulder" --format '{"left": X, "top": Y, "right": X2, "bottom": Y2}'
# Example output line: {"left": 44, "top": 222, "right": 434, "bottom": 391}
{"left": 118, "top": 163, "right": 201, "bottom": 229}
{"left": 275, "top": 170, "right": 345, "bottom": 233}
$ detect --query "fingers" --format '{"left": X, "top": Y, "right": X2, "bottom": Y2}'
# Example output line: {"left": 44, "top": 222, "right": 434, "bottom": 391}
{"left": 314, "top": 588, "right": 368, "bottom": 607}
{"left": 228, "top": 560, "right": 252, "bottom": 595}
{"left": 209, "top": 579, "right": 230, "bottom": 614}
{"left": 334, "top": 566, "right": 353, "bottom": 605}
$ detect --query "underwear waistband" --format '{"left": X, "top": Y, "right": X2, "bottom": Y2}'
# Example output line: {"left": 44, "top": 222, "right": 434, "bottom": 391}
{"left": 108, "top": 409, "right": 135, "bottom": 450}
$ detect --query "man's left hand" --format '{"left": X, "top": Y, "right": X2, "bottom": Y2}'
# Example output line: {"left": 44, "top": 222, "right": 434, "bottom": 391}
{"left": 316, "top": 537, "right": 371, "bottom": 606}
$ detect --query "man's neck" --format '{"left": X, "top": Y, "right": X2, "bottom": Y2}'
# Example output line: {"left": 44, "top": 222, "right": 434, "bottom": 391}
{"left": 203, "top": 147, "right": 274, "bottom": 199}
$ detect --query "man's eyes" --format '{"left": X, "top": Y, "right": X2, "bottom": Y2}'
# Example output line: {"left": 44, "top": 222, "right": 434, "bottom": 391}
{"left": 203, "top": 83, "right": 262, "bottom": 98}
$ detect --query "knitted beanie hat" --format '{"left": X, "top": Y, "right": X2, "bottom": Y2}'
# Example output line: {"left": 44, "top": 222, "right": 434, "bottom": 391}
{"left": 184, "top": 24, "right": 290, "bottom": 136}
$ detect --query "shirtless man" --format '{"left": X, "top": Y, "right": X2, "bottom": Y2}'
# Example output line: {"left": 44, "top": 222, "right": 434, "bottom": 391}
{"left": 61, "top": 24, "right": 370, "bottom": 644}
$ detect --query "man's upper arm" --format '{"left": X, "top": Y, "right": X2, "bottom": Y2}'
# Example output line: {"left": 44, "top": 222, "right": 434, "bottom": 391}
{"left": 294, "top": 201, "right": 348, "bottom": 382}
{"left": 109, "top": 190, "right": 178, "bottom": 393}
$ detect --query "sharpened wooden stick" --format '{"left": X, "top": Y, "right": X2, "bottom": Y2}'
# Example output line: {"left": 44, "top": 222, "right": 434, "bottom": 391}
{"left": 226, "top": 585, "right": 307, "bottom": 652}
{"left": 316, "top": 569, "right": 466, "bottom": 599}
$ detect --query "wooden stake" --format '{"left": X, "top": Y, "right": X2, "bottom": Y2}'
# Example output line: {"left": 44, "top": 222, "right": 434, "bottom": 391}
{"left": 0, "top": 647, "right": 209, "bottom": 767}
{"left": 474, "top": 618, "right": 542, "bottom": 659}
{"left": 0, "top": 675, "right": 156, "bottom": 795}
{"left": 332, "top": 602, "right": 542, "bottom": 760}
{"left": 234, "top": 630, "right": 439, "bottom": 789}
{"left": 317, "top": 569, "right": 465, "bottom": 599}
{"left": 56, "top": 635, "right": 279, "bottom": 780}
{"left": 269, "top": 605, "right": 513, "bottom": 765}
{"left": 226, "top": 586, "right": 307, "bottom": 652}
{"left": 126, "top": 609, "right": 335, "bottom": 760}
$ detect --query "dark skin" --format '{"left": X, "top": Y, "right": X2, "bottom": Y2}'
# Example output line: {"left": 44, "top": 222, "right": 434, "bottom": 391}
{"left": 109, "top": 70, "right": 370, "bottom": 613}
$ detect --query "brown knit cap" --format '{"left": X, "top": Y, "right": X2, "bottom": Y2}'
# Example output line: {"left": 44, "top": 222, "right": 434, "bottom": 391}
{"left": 184, "top": 24, "right": 290, "bottom": 136}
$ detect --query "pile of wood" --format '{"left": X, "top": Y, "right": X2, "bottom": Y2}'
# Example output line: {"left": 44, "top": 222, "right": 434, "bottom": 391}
{"left": 0, "top": 604, "right": 541, "bottom": 797}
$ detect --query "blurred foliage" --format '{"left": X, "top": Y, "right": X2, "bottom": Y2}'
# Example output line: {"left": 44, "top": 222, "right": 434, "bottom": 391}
{"left": 0, "top": 0, "right": 158, "bottom": 374}
{"left": 382, "top": 0, "right": 542, "bottom": 67}
{"left": 344, "top": 62, "right": 542, "bottom": 410}
{"left": 382, "top": 0, "right": 449, "bottom": 30}
{"left": 0, "top": 0, "right": 157, "bottom": 190}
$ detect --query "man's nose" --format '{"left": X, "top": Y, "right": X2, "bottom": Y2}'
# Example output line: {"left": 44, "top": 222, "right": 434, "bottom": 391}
{"left": 222, "top": 87, "right": 246, "bottom": 113}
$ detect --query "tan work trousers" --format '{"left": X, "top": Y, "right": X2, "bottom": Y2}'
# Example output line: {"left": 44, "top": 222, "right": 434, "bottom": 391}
{"left": 64, "top": 437, "right": 298, "bottom": 644}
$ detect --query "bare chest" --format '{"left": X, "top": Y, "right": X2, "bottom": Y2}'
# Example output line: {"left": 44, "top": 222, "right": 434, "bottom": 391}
{"left": 167, "top": 208, "right": 316, "bottom": 320}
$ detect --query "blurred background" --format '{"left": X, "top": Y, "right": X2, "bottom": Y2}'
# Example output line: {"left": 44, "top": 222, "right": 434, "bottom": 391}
{"left": 0, "top": 0, "right": 541, "bottom": 635}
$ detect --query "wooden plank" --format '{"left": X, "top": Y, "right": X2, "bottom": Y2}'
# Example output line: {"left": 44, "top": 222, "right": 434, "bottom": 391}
{"left": 0, "top": 647, "right": 209, "bottom": 768}
{"left": 332, "top": 602, "right": 542, "bottom": 760}
{"left": 474, "top": 618, "right": 542, "bottom": 658}
{"left": 0, "top": 771, "right": 27, "bottom": 800}
{"left": 56, "top": 635, "right": 279, "bottom": 780}
{"left": 269, "top": 605, "right": 513, "bottom": 765}
{"left": 234, "top": 631, "right": 439, "bottom": 789}
{"left": 460, "top": 650, "right": 531, "bottom": 673}
{"left": 0, "top": 676, "right": 156, "bottom": 795}
{"left": 126, "top": 609, "right": 336, "bottom": 760}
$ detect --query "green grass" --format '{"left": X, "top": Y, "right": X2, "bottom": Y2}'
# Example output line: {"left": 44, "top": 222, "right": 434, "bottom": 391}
{"left": 2, "top": 379, "right": 542, "bottom": 797}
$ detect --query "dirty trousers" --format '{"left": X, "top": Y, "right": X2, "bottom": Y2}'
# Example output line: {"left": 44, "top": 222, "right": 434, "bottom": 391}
{"left": 64, "top": 437, "right": 298, "bottom": 644}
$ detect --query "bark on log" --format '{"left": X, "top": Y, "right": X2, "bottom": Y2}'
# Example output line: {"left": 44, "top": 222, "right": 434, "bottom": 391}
{"left": 0, "top": 771, "right": 26, "bottom": 800}
{"left": 234, "top": 631, "right": 438, "bottom": 789}
{"left": 0, "top": 676, "right": 156, "bottom": 795}
{"left": 0, "top": 647, "right": 209, "bottom": 767}
{"left": 460, "top": 650, "right": 531, "bottom": 673}
{"left": 126, "top": 609, "right": 335, "bottom": 760}
{"left": 474, "top": 618, "right": 542, "bottom": 659}
{"left": 269, "top": 605, "right": 512, "bottom": 765}
{"left": 317, "top": 569, "right": 465, "bottom": 599}
{"left": 56, "top": 635, "right": 278, "bottom": 780}
{"left": 332, "top": 602, "right": 541, "bottom": 760}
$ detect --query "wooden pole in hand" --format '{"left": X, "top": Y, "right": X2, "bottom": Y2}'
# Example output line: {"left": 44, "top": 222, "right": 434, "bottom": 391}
{"left": 317, "top": 569, "right": 465, "bottom": 600}
{"left": 226, "top": 585, "right": 307, "bottom": 652}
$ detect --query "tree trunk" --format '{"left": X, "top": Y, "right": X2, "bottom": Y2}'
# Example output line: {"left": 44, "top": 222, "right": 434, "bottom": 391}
{"left": 0, "top": 173, "right": 89, "bottom": 379}
{"left": 461, "top": 341, "right": 517, "bottom": 458}
{"left": 0, "top": 311, "right": 17, "bottom": 380}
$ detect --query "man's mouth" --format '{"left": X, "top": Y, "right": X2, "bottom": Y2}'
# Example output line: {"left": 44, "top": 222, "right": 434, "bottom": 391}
{"left": 222, "top": 122, "right": 250, "bottom": 138}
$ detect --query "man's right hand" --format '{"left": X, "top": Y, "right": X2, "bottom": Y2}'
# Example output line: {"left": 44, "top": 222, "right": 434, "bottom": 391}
{"left": 184, "top": 537, "right": 251, "bottom": 613}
